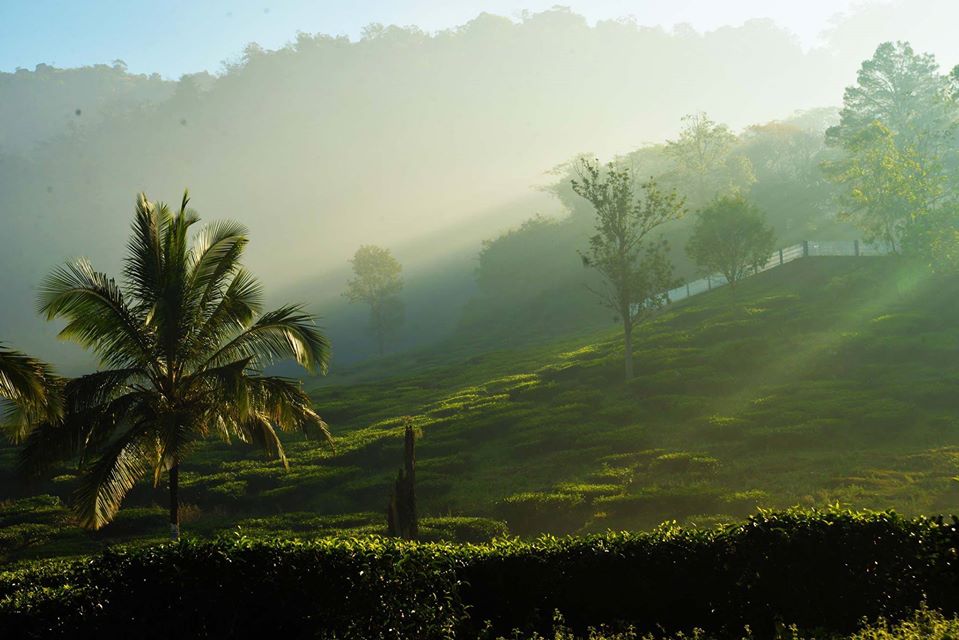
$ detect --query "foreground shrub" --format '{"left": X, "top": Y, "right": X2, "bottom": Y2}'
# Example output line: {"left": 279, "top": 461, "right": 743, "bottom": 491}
{"left": 457, "top": 509, "right": 959, "bottom": 637}
{"left": 2, "top": 509, "right": 959, "bottom": 638}
{"left": 0, "top": 537, "right": 463, "bottom": 639}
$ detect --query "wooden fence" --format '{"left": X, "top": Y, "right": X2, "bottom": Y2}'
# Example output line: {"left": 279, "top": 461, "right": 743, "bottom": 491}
{"left": 654, "top": 239, "right": 890, "bottom": 307}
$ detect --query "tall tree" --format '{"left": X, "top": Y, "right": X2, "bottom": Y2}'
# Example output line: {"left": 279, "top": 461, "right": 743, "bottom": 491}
{"left": 825, "top": 122, "right": 945, "bottom": 253}
{"left": 572, "top": 158, "right": 685, "bottom": 380}
{"left": 825, "top": 42, "right": 959, "bottom": 255}
{"left": 686, "top": 195, "right": 776, "bottom": 289}
{"left": 344, "top": 246, "right": 404, "bottom": 357}
{"left": 829, "top": 41, "right": 955, "bottom": 156}
{"left": 665, "top": 112, "right": 755, "bottom": 206}
{"left": 20, "top": 191, "right": 331, "bottom": 538}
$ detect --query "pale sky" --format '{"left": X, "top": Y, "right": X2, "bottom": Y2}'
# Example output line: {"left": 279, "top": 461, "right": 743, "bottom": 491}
{"left": 0, "top": 0, "right": 872, "bottom": 78}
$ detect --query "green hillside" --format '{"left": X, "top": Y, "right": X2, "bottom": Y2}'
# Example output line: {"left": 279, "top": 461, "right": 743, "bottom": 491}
{"left": 4, "top": 256, "right": 959, "bottom": 564}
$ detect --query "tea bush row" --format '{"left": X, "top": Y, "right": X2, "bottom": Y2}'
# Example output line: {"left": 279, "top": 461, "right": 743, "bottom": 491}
{"left": 3, "top": 509, "right": 959, "bottom": 638}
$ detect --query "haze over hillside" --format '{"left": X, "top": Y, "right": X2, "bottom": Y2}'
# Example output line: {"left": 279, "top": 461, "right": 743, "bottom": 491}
{"left": 9, "top": 6, "right": 959, "bottom": 635}
{"left": 3, "top": 1, "right": 959, "bottom": 372}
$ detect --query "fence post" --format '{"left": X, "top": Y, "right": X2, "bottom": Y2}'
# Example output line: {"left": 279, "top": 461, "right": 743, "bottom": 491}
{"left": 854, "top": 239, "right": 860, "bottom": 256}
{"left": 779, "top": 248, "right": 784, "bottom": 265}
{"left": 802, "top": 240, "right": 809, "bottom": 257}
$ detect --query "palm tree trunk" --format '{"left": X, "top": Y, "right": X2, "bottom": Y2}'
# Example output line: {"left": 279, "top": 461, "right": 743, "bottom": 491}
{"left": 169, "top": 464, "right": 180, "bottom": 541}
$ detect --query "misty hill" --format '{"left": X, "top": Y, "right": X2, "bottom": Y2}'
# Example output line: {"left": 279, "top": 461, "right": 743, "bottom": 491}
{"left": 0, "top": 62, "right": 178, "bottom": 154}
{"left": 5, "top": 255, "right": 959, "bottom": 562}
{"left": 0, "top": 7, "right": 927, "bottom": 372}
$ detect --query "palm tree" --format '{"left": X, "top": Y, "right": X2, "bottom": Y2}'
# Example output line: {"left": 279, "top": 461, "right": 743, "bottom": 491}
{"left": 0, "top": 344, "right": 62, "bottom": 441}
{"left": 20, "top": 191, "right": 331, "bottom": 539}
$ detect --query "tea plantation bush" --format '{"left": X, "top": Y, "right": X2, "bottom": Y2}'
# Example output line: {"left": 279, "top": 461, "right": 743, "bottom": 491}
{"left": 3, "top": 510, "right": 959, "bottom": 638}
{"left": 0, "top": 537, "right": 464, "bottom": 639}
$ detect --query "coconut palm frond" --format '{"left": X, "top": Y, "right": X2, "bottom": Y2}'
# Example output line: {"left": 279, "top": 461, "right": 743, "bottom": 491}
{"left": 39, "top": 259, "right": 157, "bottom": 372}
{"left": 238, "top": 413, "right": 289, "bottom": 468}
{"left": 187, "top": 219, "right": 249, "bottom": 305}
{"left": 73, "top": 429, "right": 150, "bottom": 530}
{"left": 247, "top": 376, "right": 332, "bottom": 445}
{"left": 185, "top": 269, "right": 264, "bottom": 365}
{"left": 0, "top": 346, "right": 63, "bottom": 442}
{"left": 62, "top": 368, "right": 142, "bottom": 414}
{"left": 123, "top": 192, "right": 170, "bottom": 313}
{"left": 204, "top": 305, "right": 331, "bottom": 374}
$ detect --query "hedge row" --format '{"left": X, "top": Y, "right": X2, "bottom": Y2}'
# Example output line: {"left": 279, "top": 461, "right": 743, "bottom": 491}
{"left": 458, "top": 509, "right": 959, "bottom": 637}
{"left": 0, "top": 537, "right": 463, "bottom": 639}
{"left": 2, "top": 509, "right": 959, "bottom": 639}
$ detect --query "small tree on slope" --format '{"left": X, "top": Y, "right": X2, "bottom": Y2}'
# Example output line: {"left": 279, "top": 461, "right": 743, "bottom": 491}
{"left": 572, "top": 157, "right": 685, "bottom": 380}
{"left": 344, "top": 245, "right": 405, "bottom": 357}
{"left": 686, "top": 194, "right": 776, "bottom": 289}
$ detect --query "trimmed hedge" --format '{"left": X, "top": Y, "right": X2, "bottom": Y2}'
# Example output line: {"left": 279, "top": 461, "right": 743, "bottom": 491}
{"left": 458, "top": 509, "right": 959, "bottom": 637}
{"left": 0, "top": 537, "right": 463, "bottom": 639}
{"left": 2, "top": 509, "right": 959, "bottom": 638}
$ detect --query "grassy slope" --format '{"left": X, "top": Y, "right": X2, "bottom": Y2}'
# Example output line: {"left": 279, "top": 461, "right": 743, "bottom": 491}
{"left": 4, "top": 256, "right": 959, "bottom": 563}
